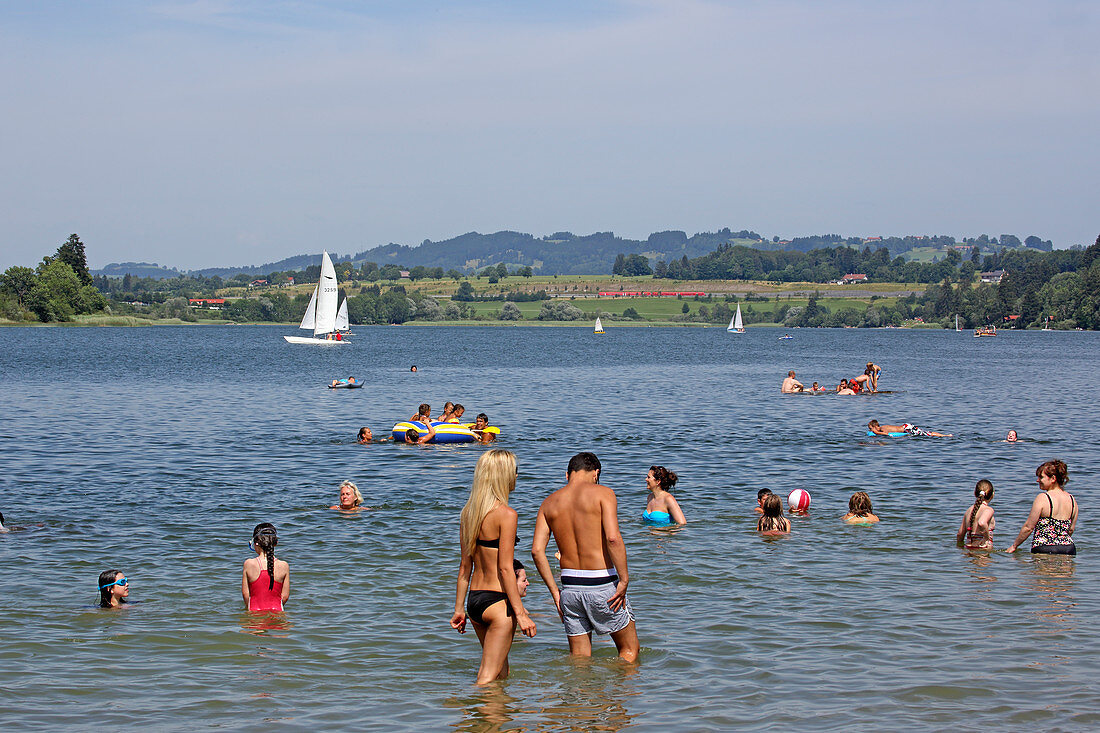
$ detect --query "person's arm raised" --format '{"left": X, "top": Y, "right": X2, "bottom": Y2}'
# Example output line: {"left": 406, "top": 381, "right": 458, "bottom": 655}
{"left": 601, "top": 488, "right": 630, "bottom": 611}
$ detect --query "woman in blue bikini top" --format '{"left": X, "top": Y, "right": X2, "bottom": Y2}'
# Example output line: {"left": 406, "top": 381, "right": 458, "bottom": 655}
{"left": 643, "top": 465, "right": 687, "bottom": 525}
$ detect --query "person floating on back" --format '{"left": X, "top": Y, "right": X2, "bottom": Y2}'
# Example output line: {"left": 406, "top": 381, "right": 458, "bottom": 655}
{"left": 242, "top": 523, "right": 290, "bottom": 612}
{"left": 532, "top": 452, "right": 639, "bottom": 662}
{"left": 868, "top": 420, "right": 952, "bottom": 438}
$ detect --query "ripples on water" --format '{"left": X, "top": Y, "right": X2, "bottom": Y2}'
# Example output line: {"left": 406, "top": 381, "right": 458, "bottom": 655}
{"left": 1, "top": 325, "right": 1098, "bottom": 731}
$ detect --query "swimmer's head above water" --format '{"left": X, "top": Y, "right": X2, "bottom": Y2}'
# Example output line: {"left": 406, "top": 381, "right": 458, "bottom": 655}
{"left": 1006, "top": 430, "right": 1018, "bottom": 442}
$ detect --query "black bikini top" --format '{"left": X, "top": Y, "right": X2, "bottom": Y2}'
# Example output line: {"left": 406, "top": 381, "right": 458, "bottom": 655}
{"left": 476, "top": 535, "right": 520, "bottom": 549}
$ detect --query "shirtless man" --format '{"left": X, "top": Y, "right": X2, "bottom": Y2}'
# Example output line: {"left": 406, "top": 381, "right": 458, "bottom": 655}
{"left": 781, "top": 371, "right": 804, "bottom": 393}
{"left": 471, "top": 413, "right": 496, "bottom": 443}
{"left": 403, "top": 422, "right": 437, "bottom": 444}
{"left": 868, "top": 419, "right": 951, "bottom": 437}
{"left": 852, "top": 362, "right": 881, "bottom": 392}
{"left": 837, "top": 379, "right": 856, "bottom": 395}
{"left": 411, "top": 403, "right": 431, "bottom": 422}
{"left": 532, "top": 452, "right": 639, "bottom": 662}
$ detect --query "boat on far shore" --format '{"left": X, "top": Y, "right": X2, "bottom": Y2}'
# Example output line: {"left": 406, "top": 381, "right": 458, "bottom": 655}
{"left": 974, "top": 325, "right": 998, "bottom": 337}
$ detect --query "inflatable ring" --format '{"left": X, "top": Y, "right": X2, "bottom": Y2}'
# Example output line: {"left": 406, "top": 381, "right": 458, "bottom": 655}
{"left": 867, "top": 430, "right": 906, "bottom": 438}
{"left": 393, "top": 421, "right": 479, "bottom": 443}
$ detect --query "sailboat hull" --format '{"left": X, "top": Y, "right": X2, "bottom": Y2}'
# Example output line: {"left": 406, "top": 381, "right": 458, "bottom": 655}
{"left": 283, "top": 335, "right": 348, "bottom": 345}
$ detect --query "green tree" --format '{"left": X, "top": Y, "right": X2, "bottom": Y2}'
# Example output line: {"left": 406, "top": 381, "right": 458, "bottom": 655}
{"left": 379, "top": 289, "right": 411, "bottom": 323}
{"left": 1, "top": 266, "right": 37, "bottom": 306}
{"left": 500, "top": 302, "right": 522, "bottom": 320}
{"left": 55, "top": 234, "right": 93, "bottom": 286}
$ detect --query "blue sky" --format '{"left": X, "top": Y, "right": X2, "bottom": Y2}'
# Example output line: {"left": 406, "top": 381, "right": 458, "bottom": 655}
{"left": 1, "top": 0, "right": 1097, "bottom": 270}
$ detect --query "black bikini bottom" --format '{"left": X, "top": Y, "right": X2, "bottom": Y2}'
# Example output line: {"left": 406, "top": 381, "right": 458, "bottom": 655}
{"left": 468, "top": 590, "right": 512, "bottom": 625}
{"left": 1032, "top": 543, "right": 1076, "bottom": 556}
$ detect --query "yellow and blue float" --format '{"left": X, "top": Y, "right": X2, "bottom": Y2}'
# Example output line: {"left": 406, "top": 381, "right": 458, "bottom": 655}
{"left": 392, "top": 421, "right": 501, "bottom": 443}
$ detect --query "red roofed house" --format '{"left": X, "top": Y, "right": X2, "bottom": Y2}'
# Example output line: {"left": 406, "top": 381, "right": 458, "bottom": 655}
{"left": 840, "top": 274, "right": 868, "bottom": 284}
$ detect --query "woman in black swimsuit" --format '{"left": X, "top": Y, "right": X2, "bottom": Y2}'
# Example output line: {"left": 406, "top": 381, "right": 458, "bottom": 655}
{"left": 450, "top": 449, "right": 537, "bottom": 684}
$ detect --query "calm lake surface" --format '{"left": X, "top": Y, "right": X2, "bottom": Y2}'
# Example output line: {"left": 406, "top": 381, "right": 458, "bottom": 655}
{"left": 1, "top": 325, "right": 1097, "bottom": 731}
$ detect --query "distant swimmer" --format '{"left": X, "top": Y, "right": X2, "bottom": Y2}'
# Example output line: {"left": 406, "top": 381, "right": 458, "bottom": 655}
{"left": 843, "top": 491, "right": 880, "bottom": 524}
{"left": 243, "top": 523, "right": 290, "bottom": 612}
{"left": 754, "top": 489, "right": 773, "bottom": 514}
{"left": 0, "top": 511, "right": 6, "bottom": 533}
{"left": 1006, "top": 430, "right": 1018, "bottom": 443}
{"left": 956, "top": 480, "right": 995, "bottom": 549}
{"left": 532, "top": 452, "right": 639, "bottom": 662}
{"left": 642, "top": 465, "right": 686, "bottom": 525}
{"left": 330, "top": 480, "right": 369, "bottom": 511}
{"left": 757, "top": 494, "right": 790, "bottom": 535}
{"left": 868, "top": 420, "right": 952, "bottom": 437}
{"left": 781, "top": 371, "right": 804, "bottom": 393}
{"left": 98, "top": 570, "right": 130, "bottom": 609}
{"left": 410, "top": 365, "right": 418, "bottom": 372}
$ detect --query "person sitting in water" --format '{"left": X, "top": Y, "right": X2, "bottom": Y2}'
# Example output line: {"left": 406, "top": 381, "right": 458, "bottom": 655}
{"left": 810, "top": 382, "right": 827, "bottom": 392}
{"left": 1006, "top": 430, "right": 1018, "bottom": 443}
{"left": 868, "top": 419, "right": 951, "bottom": 437}
{"left": 404, "top": 422, "right": 438, "bottom": 444}
{"left": 471, "top": 413, "right": 496, "bottom": 443}
{"left": 837, "top": 379, "right": 856, "bottom": 395}
{"left": 757, "top": 494, "right": 790, "bottom": 535}
{"left": 1006, "top": 460, "right": 1077, "bottom": 555}
{"left": 781, "top": 370, "right": 804, "bottom": 393}
{"left": 956, "top": 480, "right": 995, "bottom": 549}
{"left": 330, "top": 480, "right": 368, "bottom": 511}
{"left": 242, "top": 523, "right": 290, "bottom": 612}
{"left": 411, "top": 403, "right": 431, "bottom": 422}
{"left": 843, "top": 491, "right": 880, "bottom": 524}
{"left": 754, "top": 488, "right": 773, "bottom": 514}
{"left": 98, "top": 569, "right": 130, "bottom": 609}
{"left": 643, "top": 465, "right": 686, "bottom": 525}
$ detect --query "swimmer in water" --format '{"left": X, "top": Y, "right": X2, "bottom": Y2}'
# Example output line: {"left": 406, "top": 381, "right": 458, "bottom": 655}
{"left": 404, "top": 422, "right": 437, "bottom": 444}
{"left": 451, "top": 404, "right": 466, "bottom": 424}
{"left": 471, "top": 413, "right": 496, "bottom": 443}
{"left": 837, "top": 379, "right": 856, "bottom": 395}
{"left": 0, "top": 511, "right": 6, "bottom": 533}
{"left": 438, "top": 402, "right": 456, "bottom": 423}
{"left": 757, "top": 494, "right": 790, "bottom": 535}
{"left": 842, "top": 491, "right": 880, "bottom": 524}
{"left": 810, "top": 382, "right": 827, "bottom": 392}
{"left": 330, "top": 480, "right": 366, "bottom": 511}
{"left": 781, "top": 371, "right": 804, "bottom": 393}
{"left": 357, "top": 427, "right": 373, "bottom": 443}
{"left": 411, "top": 403, "right": 431, "bottom": 422}
{"left": 956, "top": 480, "right": 995, "bottom": 549}
{"left": 643, "top": 466, "right": 686, "bottom": 525}
{"left": 98, "top": 570, "right": 130, "bottom": 609}
{"left": 754, "top": 488, "right": 773, "bottom": 514}
{"left": 242, "top": 523, "right": 290, "bottom": 612}
{"left": 1006, "top": 430, "right": 1018, "bottom": 443}
{"left": 868, "top": 420, "right": 951, "bottom": 438}
{"left": 410, "top": 365, "right": 418, "bottom": 372}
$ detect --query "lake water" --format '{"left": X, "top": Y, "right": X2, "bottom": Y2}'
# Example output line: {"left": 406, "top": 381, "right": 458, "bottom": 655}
{"left": 1, "top": 325, "right": 1097, "bottom": 731}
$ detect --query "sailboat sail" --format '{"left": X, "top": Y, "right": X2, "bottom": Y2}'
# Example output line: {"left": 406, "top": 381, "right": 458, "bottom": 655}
{"left": 728, "top": 304, "right": 744, "bottom": 332}
{"left": 955, "top": 314, "right": 961, "bottom": 332}
{"left": 298, "top": 288, "right": 317, "bottom": 331}
{"left": 594, "top": 317, "right": 605, "bottom": 334}
{"left": 313, "top": 251, "right": 339, "bottom": 336}
{"left": 335, "top": 297, "right": 349, "bottom": 332}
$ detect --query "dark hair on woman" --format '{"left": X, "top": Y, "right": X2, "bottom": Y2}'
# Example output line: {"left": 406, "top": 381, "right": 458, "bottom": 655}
{"left": 98, "top": 569, "right": 123, "bottom": 608}
{"left": 848, "top": 491, "right": 873, "bottom": 517}
{"left": 252, "top": 523, "right": 279, "bottom": 590}
{"left": 1036, "top": 460, "right": 1068, "bottom": 486}
{"left": 757, "top": 494, "right": 788, "bottom": 532}
{"left": 649, "top": 465, "right": 678, "bottom": 492}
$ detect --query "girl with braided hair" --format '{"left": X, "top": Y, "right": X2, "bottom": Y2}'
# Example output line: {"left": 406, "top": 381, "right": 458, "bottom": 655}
{"left": 242, "top": 523, "right": 290, "bottom": 612}
{"left": 956, "top": 480, "right": 996, "bottom": 550}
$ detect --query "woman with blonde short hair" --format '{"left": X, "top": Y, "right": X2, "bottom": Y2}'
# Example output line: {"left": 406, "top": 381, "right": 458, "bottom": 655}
{"left": 330, "top": 480, "right": 364, "bottom": 511}
{"left": 450, "top": 449, "right": 536, "bottom": 684}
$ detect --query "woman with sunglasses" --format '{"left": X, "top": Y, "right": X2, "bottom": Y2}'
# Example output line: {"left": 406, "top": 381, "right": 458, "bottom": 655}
{"left": 98, "top": 570, "right": 130, "bottom": 609}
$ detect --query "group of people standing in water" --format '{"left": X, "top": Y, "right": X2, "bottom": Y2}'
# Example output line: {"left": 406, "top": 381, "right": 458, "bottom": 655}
{"left": 782, "top": 362, "right": 882, "bottom": 394}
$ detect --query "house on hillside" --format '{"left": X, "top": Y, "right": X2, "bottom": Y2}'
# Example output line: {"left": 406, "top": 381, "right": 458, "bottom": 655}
{"left": 248, "top": 279, "right": 269, "bottom": 289}
{"left": 280, "top": 277, "right": 295, "bottom": 288}
{"left": 980, "top": 270, "right": 1005, "bottom": 284}
{"left": 839, "top": 273, "right": 868, "bottom": 284}
{"left": 399, "top": 270, "right": 411, "bottom": 279}
{"left": 189, "top": 298, "right": 226, "bottom": 310}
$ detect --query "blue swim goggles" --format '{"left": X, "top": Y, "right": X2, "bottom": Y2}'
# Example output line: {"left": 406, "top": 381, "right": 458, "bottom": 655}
{"left": 99, "top": 577, "right": 128, "bottom": 590}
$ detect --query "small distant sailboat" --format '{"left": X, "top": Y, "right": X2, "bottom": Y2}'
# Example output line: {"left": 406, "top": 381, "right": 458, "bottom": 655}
{"left": 284, "top": 251, "right": 350, "bottom": 345}
{"left": 955, "top": 314, "right": 961, "bottom": 332}
{"left": 727, "top": 304, "right": 745, "bottom": 333}
{"left": 779, "top": 333, "right": 793, "bottom": 340}
{"left": 1041, "top": 316, "right": 1053, "bottom": 331}
{"left": 594, "top": 317, "right": 605, "bottom": 334}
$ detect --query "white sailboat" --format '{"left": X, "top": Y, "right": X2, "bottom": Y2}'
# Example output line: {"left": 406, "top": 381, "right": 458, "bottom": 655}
{"left": 284, "top": 251, "right": 349, "bottom": 345}
{"left": 594, "top": 317, "right": 605, "bottom": 334}
{"left": 727, "top": 304, "right": 745, "bottom": 333}
{"left": 955, "top": 314, "right": 961, "bottom": 332}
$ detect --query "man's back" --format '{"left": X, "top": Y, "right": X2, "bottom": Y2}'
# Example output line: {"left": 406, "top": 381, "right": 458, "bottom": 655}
{"left": 540, "top": 479, "right": 616, "bottom": 570}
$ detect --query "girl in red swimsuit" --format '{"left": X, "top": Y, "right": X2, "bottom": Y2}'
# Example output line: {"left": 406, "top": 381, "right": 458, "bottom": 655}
{"left": 242, "top": 523, "right": 290, "bottom": 612}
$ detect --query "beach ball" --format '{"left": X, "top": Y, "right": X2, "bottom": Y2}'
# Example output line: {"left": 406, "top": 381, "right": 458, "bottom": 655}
{"left": 787, "top": 489, "right": 811, "bottom": 512}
